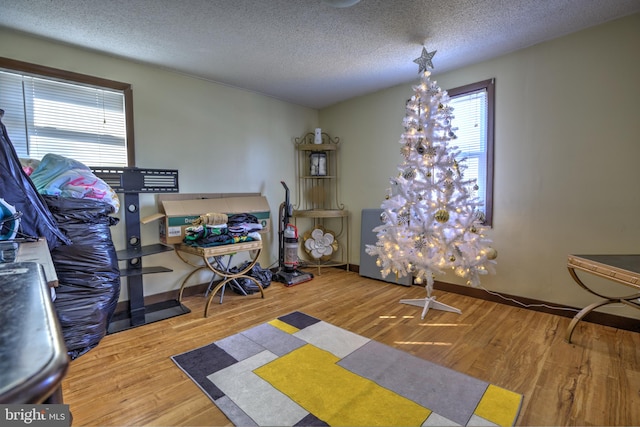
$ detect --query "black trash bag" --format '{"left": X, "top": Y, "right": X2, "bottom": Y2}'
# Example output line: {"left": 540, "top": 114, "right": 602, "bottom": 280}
{"left": 0, "top": 113, "right": 70, "bottom": 250}
{"left": 229, "top": 261, "right": 272, "bottom": 295}
{"left": 44, "top": 195, "right": 121, "bottom": 360}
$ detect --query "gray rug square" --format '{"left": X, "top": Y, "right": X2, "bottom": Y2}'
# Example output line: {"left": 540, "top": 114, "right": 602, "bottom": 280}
{"left": 241, "top": 322, "right": 306, "bottom": 356}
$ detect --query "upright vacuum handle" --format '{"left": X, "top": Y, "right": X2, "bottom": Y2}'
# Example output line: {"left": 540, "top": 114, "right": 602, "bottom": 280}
{"left": 280, "top": 181, "right": 292, "bottom": 219}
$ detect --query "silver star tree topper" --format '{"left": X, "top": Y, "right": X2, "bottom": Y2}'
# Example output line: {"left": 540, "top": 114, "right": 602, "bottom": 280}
{"left": 412, "top": 47, "right": 437, "bottom": 73}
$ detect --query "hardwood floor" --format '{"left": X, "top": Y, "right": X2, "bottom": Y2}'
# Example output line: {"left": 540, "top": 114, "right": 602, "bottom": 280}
{"left": 62, "top": 268, "right": 640, "bottom": 426}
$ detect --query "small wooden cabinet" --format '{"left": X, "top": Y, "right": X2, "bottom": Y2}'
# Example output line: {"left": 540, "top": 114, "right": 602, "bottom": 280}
{"left": 293, "top": 131, "right": 349, "bottom": 274}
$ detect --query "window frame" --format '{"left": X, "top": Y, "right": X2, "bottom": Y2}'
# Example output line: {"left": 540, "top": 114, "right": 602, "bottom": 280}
{"left": 447, "top": 78, "right": 495, "bottom": 227}
{"left": 0, "top": 56, "right": 136, "bottom": 166}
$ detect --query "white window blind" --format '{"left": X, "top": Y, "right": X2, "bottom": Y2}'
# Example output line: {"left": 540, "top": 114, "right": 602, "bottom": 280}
{"left": 448, "top": 88, "right": 488, "bottom": 215}
{"left": 0, "top": 69, "right": 127, "bottom": 166}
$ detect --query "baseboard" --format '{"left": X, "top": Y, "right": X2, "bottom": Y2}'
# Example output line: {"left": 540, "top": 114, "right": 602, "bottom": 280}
{"left": 432, "top": 279, "right": 640, "bottom": 333}
{"left": 114, "top": 263, "right": 639, "bottom": 333}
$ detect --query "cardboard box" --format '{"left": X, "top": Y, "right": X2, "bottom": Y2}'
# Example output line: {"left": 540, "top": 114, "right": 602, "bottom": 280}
{"left": 143, "top": 193, "right": 271, "bottom": 245}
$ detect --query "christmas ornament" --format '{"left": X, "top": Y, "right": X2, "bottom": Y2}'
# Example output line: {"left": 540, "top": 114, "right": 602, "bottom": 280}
{"left": 397, "top": 210, "right": 410, "bottom": 226}
{"left": 403, "top": 168, "right": 416, "bottom": 180}
{"left": 434, "top": 209, "right": 449, "bottom": 223}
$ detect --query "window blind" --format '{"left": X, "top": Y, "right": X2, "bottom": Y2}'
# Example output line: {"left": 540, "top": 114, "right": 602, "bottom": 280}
{"left": 0, "top": 69, "right": 127, "bottom": 166}
{"left": 448, "top": 89, "right": 488, "bottom": 211}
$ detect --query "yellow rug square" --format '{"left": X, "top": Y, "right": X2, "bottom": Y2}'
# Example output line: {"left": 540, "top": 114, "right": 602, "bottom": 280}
{"left": 268, "top": 318, "right": 300, "bottom": 334}
{"left": 474, "top": 384, "right": 523, "bottom": 427}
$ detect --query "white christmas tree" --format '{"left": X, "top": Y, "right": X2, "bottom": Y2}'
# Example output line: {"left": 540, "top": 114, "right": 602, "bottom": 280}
{"left": 366, "top": 48, "right": 497, "bottom": 319}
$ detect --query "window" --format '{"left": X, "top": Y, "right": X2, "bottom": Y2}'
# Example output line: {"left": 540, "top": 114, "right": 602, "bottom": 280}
{"left": 0, "top": 57, "right": 135, "bottom": 167}
{"left": 447, "top": 79, "right": 495, "bottom": 226}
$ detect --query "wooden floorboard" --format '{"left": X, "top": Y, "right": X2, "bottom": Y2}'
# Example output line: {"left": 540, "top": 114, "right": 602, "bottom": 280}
{"left": 62, "top": 268, "right": 640, "bottom": 426}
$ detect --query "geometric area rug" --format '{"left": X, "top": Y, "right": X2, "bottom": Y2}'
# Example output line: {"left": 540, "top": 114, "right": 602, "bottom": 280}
{"left": 171, "top": 311, "right": 523, "bottom": 426}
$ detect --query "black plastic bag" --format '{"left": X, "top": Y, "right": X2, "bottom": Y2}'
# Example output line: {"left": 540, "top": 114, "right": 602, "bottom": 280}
{"left": 45, "top": 196, "right": 121, "bottom": 360}
{"left": 0, "top": 116, "right": 70, "bottom": 250}
{"left": 229, "top": 261, "right": 272, "bottom": 295}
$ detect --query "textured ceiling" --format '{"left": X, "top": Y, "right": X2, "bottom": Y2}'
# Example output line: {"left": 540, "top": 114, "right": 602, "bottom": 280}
{"left": 1, "top": 0, "right": 639, "bottom": 109}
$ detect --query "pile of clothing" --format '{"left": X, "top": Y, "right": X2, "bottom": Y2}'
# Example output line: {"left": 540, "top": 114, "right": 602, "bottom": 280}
{"left": 25, "top": 153, "right": 120, "bottom": 213}
{"left": 183, "top": 212, "right": 263, "bottom": 247}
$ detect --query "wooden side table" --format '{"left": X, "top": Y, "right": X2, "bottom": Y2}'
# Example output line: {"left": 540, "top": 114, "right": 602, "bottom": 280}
{"left": 566, "top": 254, "right": 640, "bottom": 343}
{"left": 174, "top": 240, "right": 264, "bottom": 317}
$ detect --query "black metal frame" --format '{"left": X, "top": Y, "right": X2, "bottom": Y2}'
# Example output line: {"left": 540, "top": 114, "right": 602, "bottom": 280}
{"left": 91, "top": 167, "right": 190, "bottom": 333}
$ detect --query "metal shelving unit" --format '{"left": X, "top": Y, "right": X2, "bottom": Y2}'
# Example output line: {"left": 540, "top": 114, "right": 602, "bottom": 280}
{"left": 292, "top": 132, "right": 349, "bottom": 274}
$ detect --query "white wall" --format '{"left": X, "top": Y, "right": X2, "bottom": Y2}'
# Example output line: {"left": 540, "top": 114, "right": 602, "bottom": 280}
{"left": 0, "top": 28, "right": 319, "bottom": 300}
{"left": 320, "top": 13, "right": 640, "bottom": 318}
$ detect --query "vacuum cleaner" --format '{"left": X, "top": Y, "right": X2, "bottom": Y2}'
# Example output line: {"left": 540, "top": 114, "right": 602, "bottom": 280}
{"left": 275, "top": 181, "right": 313, "bottom": 286}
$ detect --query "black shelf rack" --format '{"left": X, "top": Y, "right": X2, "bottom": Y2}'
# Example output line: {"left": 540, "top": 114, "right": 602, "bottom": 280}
{"left": 91, "top": 167, "right": 190, "bottom": 333}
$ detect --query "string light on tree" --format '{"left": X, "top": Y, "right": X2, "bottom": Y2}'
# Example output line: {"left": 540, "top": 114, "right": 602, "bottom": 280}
{"left": 366, "top": 47, "right": 497, "bottom": 319}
